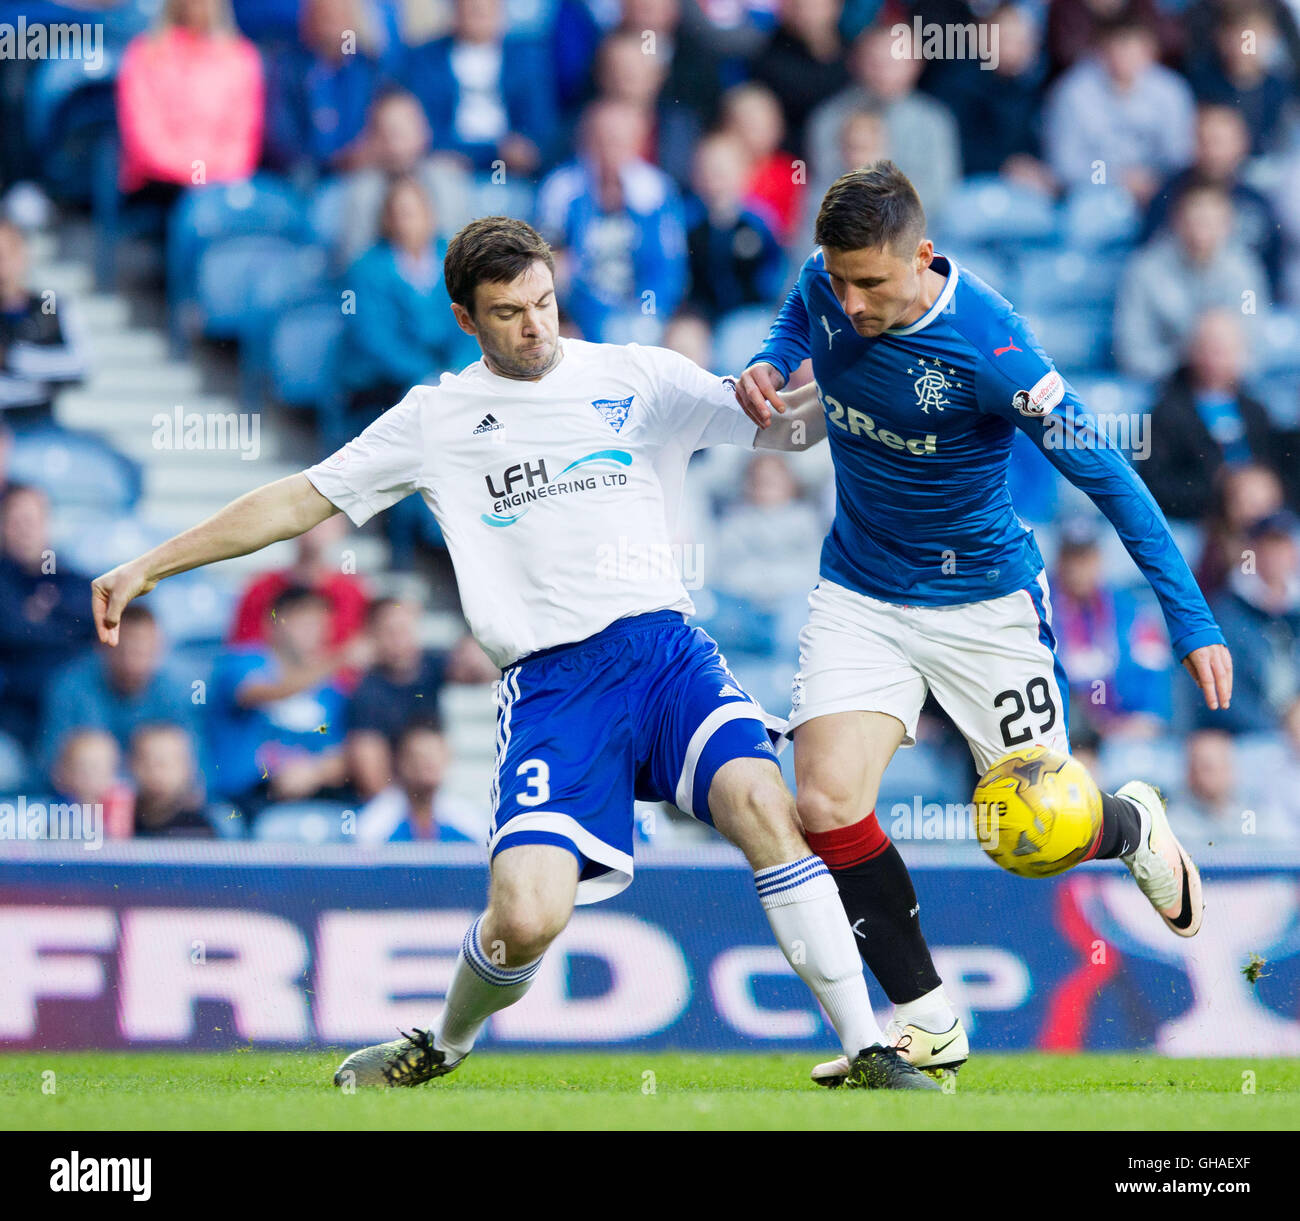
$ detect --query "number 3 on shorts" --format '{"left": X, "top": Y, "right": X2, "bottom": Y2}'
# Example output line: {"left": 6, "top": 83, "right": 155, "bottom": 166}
{"left": 516, "top": 758, "right": 551, "bottom": 806}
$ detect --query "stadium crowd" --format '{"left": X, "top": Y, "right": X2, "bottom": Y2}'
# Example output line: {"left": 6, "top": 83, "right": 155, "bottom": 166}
{"left": 0, "top": 0, "right": 1299, "bottom": 845}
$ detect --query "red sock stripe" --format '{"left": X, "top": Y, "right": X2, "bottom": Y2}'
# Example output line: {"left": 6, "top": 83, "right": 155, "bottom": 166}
{"left": 805, "top": 812, "right": 890, "bottom": 870}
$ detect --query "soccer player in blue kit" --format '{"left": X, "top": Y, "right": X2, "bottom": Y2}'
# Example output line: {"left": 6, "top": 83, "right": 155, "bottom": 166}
{"left": 736, "top": 162, "right": 1234, "bottom": 1085}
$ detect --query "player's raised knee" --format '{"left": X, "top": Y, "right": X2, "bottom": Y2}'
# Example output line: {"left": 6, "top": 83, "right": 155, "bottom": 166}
{"left": 482, "top": 901, "right": 568, "bottom": 964}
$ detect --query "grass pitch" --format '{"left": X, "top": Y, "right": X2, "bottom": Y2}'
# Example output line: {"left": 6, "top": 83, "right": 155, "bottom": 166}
{"left": 3, "top": 1051, "right": 1299, "bottom": 1131}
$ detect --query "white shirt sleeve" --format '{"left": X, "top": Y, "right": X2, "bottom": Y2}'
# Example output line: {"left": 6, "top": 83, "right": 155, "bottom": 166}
{"left": 303, "top": 388, "right": 428, "bottom": 526}
{"left": 637, "top": 343, "right": 757, "bottom": 453}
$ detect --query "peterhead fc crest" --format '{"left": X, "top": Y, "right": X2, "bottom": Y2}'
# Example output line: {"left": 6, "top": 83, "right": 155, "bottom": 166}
{"left": 906, "top": 355, "right": 962, "bottom": 414}
{"left": 592, "top": 395, "right": 634, "bottom": 432}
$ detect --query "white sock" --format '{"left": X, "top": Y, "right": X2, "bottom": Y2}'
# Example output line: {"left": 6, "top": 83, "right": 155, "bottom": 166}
{"left": 893, "top": 984, "right": 957, "bottom": 1033}
{"left": 755, "top": 855, "right": 886, "bottom": 1058}
{"left": 432, "top": 915, "right": 542, "bottom": 1060}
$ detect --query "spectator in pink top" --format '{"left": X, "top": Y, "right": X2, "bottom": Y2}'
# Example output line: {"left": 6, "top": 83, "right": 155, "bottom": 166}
{"left": 116, "top": 0, "right": 265, "bottom": 195}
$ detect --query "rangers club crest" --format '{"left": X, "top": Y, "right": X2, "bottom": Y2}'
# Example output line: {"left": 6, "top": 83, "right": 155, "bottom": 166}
{"left": 905, "top": 355, "right": 962, "bottom": 414}
{"left": 592, "top": 395, "right": 634, "bottom": 433}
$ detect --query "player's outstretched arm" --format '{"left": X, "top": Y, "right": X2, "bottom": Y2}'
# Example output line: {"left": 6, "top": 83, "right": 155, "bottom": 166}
{"left": 91, "top": 473, "right": 338, "bottom": 646}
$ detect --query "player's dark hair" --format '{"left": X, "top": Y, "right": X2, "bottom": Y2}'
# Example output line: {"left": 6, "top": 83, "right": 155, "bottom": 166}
{"left": 443, "top": 216, "right": 556, "bottom": 316}
{"left": 814, "top": 161, "right": 926, "bottom": 256}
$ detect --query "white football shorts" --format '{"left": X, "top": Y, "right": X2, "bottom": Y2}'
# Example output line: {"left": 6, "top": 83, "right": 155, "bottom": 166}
{"left": 787, "top": 575, "right": 1071, "bottom": 774}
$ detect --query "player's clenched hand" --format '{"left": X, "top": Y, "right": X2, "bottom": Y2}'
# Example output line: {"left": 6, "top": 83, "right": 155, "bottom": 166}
{"left": 735, "top": 362, "right": 788, "bottom": 428}
{"left": 91, "top": 560, "right": 157, "bottom": 647}
{"left": 1182, "top": 643, "right": 1233, "bottom": 712}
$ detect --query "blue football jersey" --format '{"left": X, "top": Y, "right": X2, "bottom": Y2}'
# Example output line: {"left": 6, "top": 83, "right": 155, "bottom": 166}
{"left": 749, "top": 251, "right": 1224, "bottom": 660}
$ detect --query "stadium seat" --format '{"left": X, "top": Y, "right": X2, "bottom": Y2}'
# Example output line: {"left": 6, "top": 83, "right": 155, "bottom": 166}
{"left": 944, "top": 248, "right": 1013, "bottom": 297}
{"left": 25, "top": 50, "right": 121, "bottom": 205}
{"left": 10, "top": 427, "right": 142, "bottom": 512}
{"left": 712, "top": 305, "right": 778, "bottom": 376}
{"left": 1254, "top": 309, "right": 1300, "bottom": 373}
{"left": 931, "top": 176, "right": 1059, "bottom": 251}
{"left": 269, "top": 298, "right": 346, "bottom": 419}
{"left": 1096, "top": 735, "right": 1183, "bottom": 795}
{"left": 1023, "top": 308, "right": 1113, "bottom": 371}
{"left": 167, "top": 177, "right": 310, "bottom": 344}
{"left": 1061, "top": 186, "right": 1140, "bottom": 250}
{"left": 1013, "top": 248, "right": 1126, "bottom": 315}
{"left": 306, "top": 177, "right": 349, "bottom": 248}
{"left": 253, "top": 801, "right": 354, "bottom": 844}
{"left": 195, "top": 233, "right": 313, "bottom": 341}
{"left": 147, "top": 575, "right": 239, "bottom": 646}
{"left": 236, "top": 243, "right": 333, "bottom": 404}
{"left": 50, "top": 513, "right": 170, "bottom": 576}
{"left": 1067, "top": 374, "right": 1157, "bottom": 420}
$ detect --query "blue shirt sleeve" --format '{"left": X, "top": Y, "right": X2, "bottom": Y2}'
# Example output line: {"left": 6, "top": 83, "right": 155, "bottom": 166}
{"left": 971, "top": 327, "right": 1224, "bottom": 661}
{"left": 747, "top": 257, "right": 816, "bottom": 380}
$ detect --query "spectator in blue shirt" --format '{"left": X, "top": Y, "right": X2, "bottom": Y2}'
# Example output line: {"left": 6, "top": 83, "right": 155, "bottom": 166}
{"left": 398, "top": 0, "right": 556, "bottom": 174}
{"left": 337, "top": 174, "right": 478, "bottom": 427}
{"left": 0, "top": 483, "right": 95, "bottom": 749}
{"left": 262, "top": 0, "right": 395, "bottom": 175}
{"left": 536, "top": 98, "right": 687, "bottom": 343}
{"left": 684, "top": 132, "right": 784, "bottom": 323}
{"left": 207, "top": 585, "right": 353, "bottom": 818}
{"left": 37, "top": 603, "right": 198, "bottom": 780}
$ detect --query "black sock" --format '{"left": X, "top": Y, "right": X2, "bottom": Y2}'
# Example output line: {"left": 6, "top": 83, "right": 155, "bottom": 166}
{"left": 1091, "top": 792, "right": 1144, "bottom": 859}
{"left": 828, "top": 842, "right": 942, "bottom": 1005}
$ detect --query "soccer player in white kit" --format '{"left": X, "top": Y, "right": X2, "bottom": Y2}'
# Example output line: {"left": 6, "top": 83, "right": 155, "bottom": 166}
{"left": 90, "top": 217, "right": 936, "bottom": 1090}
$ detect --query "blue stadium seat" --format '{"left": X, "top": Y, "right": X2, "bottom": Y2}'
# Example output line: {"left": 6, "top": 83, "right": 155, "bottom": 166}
{"left": 1013, "top": 248, "right": 1126, "bottom": 315}
{"left": 50, "top": 513, "right": 170, "bottom": 575}
{"left": 195, "top": 233, "right": 311, "bottom": 340}
{"left": 1067, "top": 373, "right": 1157, "bottom": 419}
{"left": 167, "top": 177, "right": 310, "bottom": 342}
{"left": 10, "top": 428, "right": 142, "bottom": 512}
{"left": 254, "top": 801, "right": 354, "bottom": 844}
{"left": 25, "top": 51, "right": 122, "bottom": 204}
{"left": 1022, "top": 308, "right": 1113, "bottom": 372}
{"left": 1061, "top": 186, "right": 1140, "bottom": 250}
{"left": 711, "top": 305, "right": 777, "bottom": 376}
{"left": 236, "top": 243, "right": 333, "bottom": 403}
{"left": 1096, "top": 735, "right": 1183, "bottom": 795}
{"left": 307, "top": 177, "right": 349, "bottom": 248}
{"left": 945, "top": 247, "right": 1013, "bottom": 297}
{"left": 269, "top": 298, "right": 345, "bottom": 413}
{"left": 1254, "top": 309, "right": 1300, "bottom": 373}
{"left": 147, "top": 575, "right": 239, "bottom": 646}
{"left": 931, "top": 175, "right": 1060, "bottom": 251}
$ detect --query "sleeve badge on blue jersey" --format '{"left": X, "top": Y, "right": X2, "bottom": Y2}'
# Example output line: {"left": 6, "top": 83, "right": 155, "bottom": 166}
{"left": 1012, "top": 370, "right": 1064, "bottom": 417}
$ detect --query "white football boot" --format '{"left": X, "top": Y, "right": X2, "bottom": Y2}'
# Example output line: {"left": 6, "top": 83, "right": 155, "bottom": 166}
{"left": 1117, "top": 780, "right": 1204, "bottom": 937}
{"left": 811, "top": 1016, "right": 969, "bottom": 1086}
{"left": 333, "top": 1029, "right": 465, "bottom": 1088}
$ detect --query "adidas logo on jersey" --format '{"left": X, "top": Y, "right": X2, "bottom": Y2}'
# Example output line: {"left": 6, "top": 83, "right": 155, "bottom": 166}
{"left": 473, "top": 413, "right": 503, "bottom": 435}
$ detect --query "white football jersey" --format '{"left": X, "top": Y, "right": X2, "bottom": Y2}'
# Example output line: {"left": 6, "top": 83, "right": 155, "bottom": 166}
{"left": 305, "top": 338, "right": 758, "bottom": 667}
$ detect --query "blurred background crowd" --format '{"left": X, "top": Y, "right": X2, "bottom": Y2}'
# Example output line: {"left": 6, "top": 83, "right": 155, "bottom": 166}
{"left": 0, "top": 0, "right": 1299, "bottom": 849}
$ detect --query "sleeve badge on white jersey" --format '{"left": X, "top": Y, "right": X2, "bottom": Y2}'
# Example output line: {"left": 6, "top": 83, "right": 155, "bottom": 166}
{"left": 1012, "top": 370, "right": 1064, "bottom": 417}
